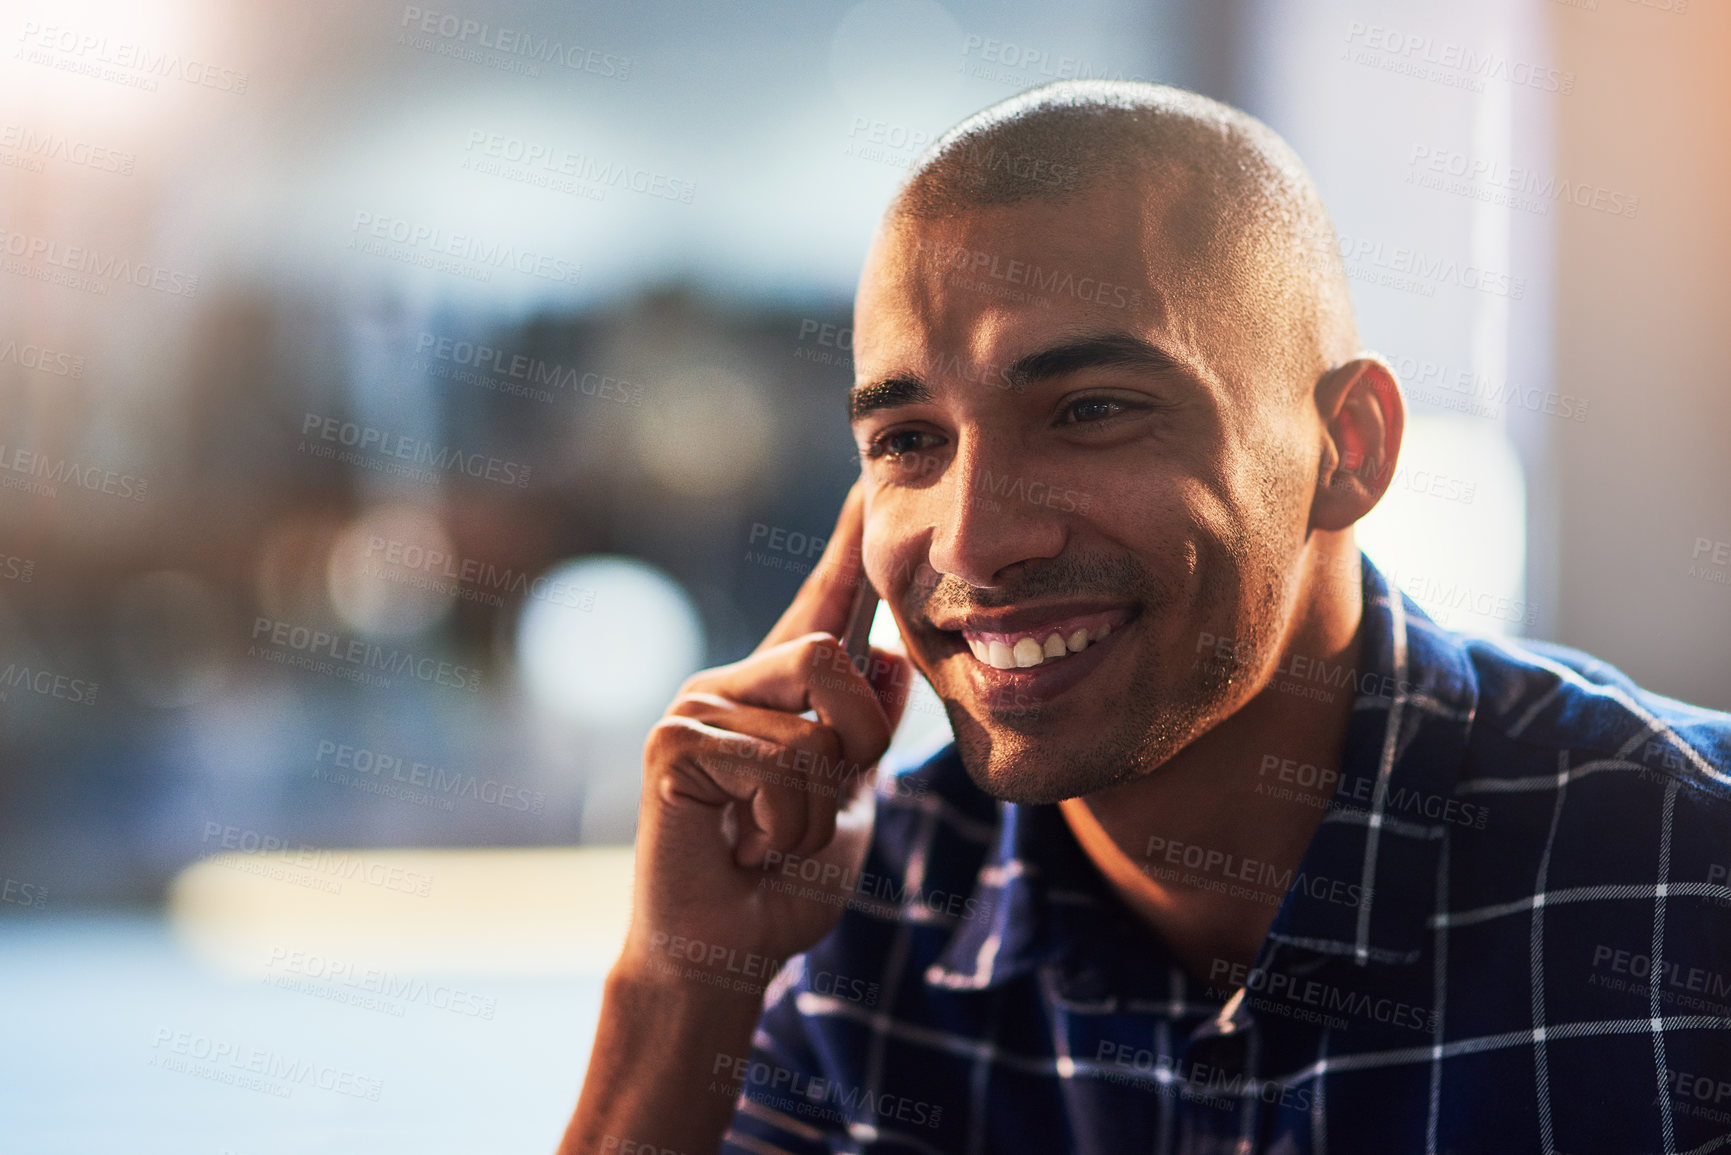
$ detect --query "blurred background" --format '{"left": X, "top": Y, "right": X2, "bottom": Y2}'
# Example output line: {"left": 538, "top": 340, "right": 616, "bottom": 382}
{"left": 1, "top": 0, "right": 1726, "bottom": 1149}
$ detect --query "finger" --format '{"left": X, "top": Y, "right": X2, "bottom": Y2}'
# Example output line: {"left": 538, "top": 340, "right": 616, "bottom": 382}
{"left": 671, "top": 691, "right": 833, "bottom": 750}
{"left": 758, "top": 480, "right": 870, "bottom": 652}
{"left": 710, "top": 635, "right": 894, "bottom": 771}
{"left": 671, "top": 693, "right": 859, "bottom": 859}
{"left": 671, "top": 693, "right": 862, "bottom": 807}
{"left": 651, "top": 716, "right": 811, "bottom": 867}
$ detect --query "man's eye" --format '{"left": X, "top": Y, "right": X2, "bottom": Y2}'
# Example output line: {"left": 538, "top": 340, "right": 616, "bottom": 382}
{"left": 1062, "top": 398, "right": 1126, "bottom": 424}
{"left": 867, "top": 429, "right": 938, "bottom": 459}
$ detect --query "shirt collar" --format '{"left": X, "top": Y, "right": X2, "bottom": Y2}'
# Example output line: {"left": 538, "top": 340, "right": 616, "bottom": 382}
{"left": 925, "top": 553, "right": 1482, "bottom": 992}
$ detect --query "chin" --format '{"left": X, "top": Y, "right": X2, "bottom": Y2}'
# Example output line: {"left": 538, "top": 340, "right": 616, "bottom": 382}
{"left": 944, "top": 689, "right": 1218, "bottom": 806}
{"left": 948, "top": 710, "right": 1151, "bottom": 805}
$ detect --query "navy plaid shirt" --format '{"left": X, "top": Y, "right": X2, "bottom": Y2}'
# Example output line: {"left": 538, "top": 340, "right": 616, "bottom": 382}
{"left": 721, "top": 556, "right": 1731, "bottom": 1155}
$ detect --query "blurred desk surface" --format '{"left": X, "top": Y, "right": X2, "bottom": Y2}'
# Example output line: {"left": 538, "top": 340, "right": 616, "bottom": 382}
{"left": 1, "top": 847, "right": 634, "bottom": 1153}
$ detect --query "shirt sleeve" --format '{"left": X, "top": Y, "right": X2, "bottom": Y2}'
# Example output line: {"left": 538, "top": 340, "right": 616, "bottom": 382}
{"left": 720, "top": 956, "right": 844, "bottom": 1155}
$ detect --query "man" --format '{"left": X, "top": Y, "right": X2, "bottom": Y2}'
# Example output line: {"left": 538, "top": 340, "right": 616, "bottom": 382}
{"left": 561, "top": 82, "right": 1731, "bottom": 1154}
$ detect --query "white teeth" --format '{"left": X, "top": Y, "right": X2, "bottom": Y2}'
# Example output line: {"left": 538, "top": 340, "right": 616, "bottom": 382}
{"left": 965, "top": 623, "right": 1116, "bottom": 669}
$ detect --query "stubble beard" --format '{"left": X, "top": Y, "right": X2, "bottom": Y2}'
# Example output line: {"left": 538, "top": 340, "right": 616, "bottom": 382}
{"left": 942, "top": 557, "right": 1291, "bottom": 807}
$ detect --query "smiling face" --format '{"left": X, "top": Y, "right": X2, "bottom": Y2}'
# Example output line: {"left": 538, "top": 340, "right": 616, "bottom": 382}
{"left": 850, "top": 177, "right": 1331, "bottom": 804}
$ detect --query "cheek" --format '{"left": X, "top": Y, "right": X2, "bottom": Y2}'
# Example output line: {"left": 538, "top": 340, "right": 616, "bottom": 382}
{"left": 860, "top": 506, "right": 911, "bottom": 596}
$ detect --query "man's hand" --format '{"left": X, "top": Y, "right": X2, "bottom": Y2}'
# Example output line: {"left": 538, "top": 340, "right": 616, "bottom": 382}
{"left": 621, "top": 481, "right": 909, "bottom": 975}
{"left": 560, "top": 482, "right": 911, "bottom": 1155}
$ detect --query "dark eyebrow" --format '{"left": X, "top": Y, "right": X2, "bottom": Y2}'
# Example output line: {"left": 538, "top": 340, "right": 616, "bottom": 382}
{"left": 1003, "top": 332, "right": 1182, "bottom": 388}
{"left": 847, "top": 332, "right": 1183, "bottom": 423}
{"left": 848, "top": 376, "right": 933, "bottom": 422}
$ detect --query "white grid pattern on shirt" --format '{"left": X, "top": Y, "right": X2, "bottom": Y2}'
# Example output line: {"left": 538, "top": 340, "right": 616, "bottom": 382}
{"left": 1528, "top": 749, "right": 1570, "bottom": 1154}
{"left": 862, "top": 800, "right": 940, "bottom": 1133}
{"left": 1651, "top": 776, "right": 1681, "bottom": 1155}
{"left": 965, "top": 988, "right": 1000, "bottom": 1155}
{"left": 1479, "top": 636, "right": 1731, "bottom": 793}
{"left": 1424, "top": 831, "right": 1450, "bottom": 1155}
{"left": 1156, "top": 1016, "right": 1176, "bottom": 1155}
{"left": 1310, "top": 1027, "right": 1328, "bottom": 1155}
{"left": 798, "top": 985, "right": 1725, "bottom": 1093}
{"left": 1236, "top": 1022, "right": 1262, "bottom": 1154}
{"left": 1354, "top": 591, "right": 1408, "bottom": 965}
{"left": 1428, "top": 882, "right": 1731, "bottom": 930}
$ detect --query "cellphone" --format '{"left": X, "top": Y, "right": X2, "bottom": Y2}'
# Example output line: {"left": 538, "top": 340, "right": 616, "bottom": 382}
{"left": 840, "top": 580, "right": 879, "bottom": 677}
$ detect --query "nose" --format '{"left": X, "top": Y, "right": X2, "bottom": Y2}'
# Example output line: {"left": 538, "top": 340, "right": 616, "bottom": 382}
{"left": 924, "top": 435, "right": 1066, "bottom": 587}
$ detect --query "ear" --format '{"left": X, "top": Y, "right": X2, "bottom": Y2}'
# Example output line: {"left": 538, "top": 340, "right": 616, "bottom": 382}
{"left": 1311, "top": 356, "right": 1405, "bottom": 533}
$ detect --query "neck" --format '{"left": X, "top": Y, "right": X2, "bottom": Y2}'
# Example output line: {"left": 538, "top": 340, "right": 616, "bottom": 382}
{"left": 1060, "top": 541, "right": 1365, "bottom": 983}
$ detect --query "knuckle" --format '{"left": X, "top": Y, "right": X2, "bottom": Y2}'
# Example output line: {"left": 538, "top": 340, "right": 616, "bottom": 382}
{"left": 797, "top": 631, "right": 843, "bottom": 666}
{"left": 813, "top": 725, "right": 844, "bottom": 761}
{"left": 667, "top": 690, "right": 723, "bottom": 719}
{"left": 675, "top": 668, "right": 723, "bottom": 697}
{"left": 643, "top": 718, "right": 694, "bottom": 762}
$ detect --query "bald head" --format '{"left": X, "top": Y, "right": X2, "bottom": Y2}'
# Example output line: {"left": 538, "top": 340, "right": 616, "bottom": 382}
{"left": 886, "top": 81, "right": 1359, "bottom": 389}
